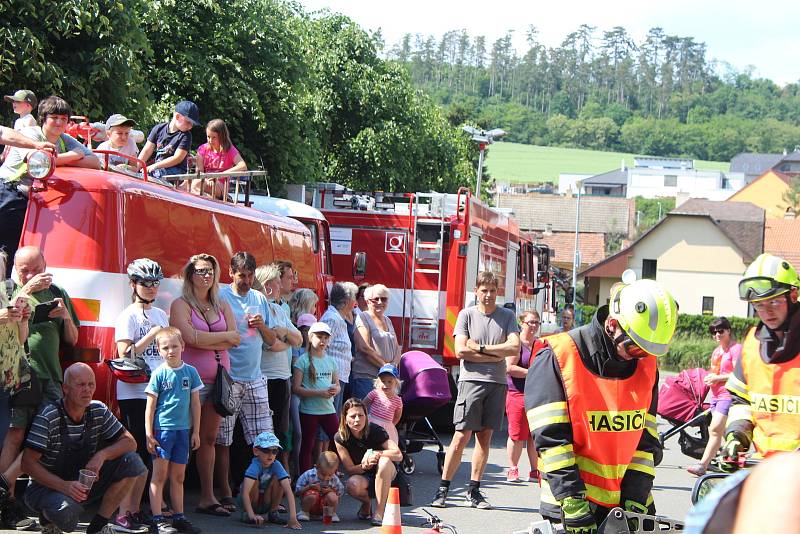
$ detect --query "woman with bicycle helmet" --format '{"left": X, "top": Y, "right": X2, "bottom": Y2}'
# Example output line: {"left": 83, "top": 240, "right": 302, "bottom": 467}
{"left": 721, "top": 253, "right": 800, "bottom": 467}
{"left": 112, "top": 258, "right": 168, "bottom": 530}
{"left": 525, "top": 272, "right": 678, "bottom": 533}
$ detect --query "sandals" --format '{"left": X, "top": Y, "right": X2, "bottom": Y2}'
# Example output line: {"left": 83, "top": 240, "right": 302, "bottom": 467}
{"left": 357, "top": 503, "right": 372, "bottom": 521}
{"left": 195, "top": 503, "right": 231, "bottom": 516}
{"left": 219, "top": 496, "right": 238, "bottom": 513}
{"left": 371, "top": 516, "right": 384, "bottom": 526}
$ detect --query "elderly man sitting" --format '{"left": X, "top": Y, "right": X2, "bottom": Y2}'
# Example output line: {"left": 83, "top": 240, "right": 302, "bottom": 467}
{"left": 21, "top": 363, "right": 147, "bottom": 534}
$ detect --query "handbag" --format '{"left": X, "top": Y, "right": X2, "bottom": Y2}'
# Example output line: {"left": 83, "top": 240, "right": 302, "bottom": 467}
{"left": 393, "top": 467, "right": 413, "bottom": 507}
{"left": 212, "top": 351, "right": 235, "bottom": 417}
{"left": 199, "top": 309, "right": 235, "bottom": 417}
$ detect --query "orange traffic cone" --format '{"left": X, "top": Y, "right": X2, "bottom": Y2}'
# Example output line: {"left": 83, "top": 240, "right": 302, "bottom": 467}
{"left": 381, "top": 487, "right": 402, "bottom": 533}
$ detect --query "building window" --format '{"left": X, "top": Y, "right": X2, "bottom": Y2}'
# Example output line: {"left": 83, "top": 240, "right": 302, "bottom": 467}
{"left": 722, "top": 177, "right": 731, "bottom": 189}
{"left": 642, "top": 259, "right": 657, "bottom": 280}
{"left": 664, "top": 175, "right": 677, "bottom": 187}
{"left": 702, "top": 296, "right": 714, "bottom": 315}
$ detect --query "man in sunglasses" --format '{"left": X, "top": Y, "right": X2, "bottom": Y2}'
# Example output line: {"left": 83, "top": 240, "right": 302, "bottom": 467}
{"left": 721, "top": 253, "right": 800, "bottom": 468}
{"left": 525, "top": 274, "right": 677, "bottom": 533}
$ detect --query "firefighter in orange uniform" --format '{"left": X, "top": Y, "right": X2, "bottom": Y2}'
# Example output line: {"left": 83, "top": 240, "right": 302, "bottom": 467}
{"left": 525, "top": 275, "right": 678, "bottom": 533}
{"left": 721, "top": 253, "right": 800, "bottom": 467}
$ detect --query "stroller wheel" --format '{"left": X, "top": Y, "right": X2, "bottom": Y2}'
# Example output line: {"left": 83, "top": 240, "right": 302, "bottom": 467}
{"left": 436, "top": 451, "right": 445, "bottom": 474}
{"left": 402, "top": 455, "right": 415, "bottom": 475}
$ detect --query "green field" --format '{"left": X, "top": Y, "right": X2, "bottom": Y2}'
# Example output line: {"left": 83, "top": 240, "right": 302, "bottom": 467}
{"left": 485, "top": 142, "right": 731, "bottom": 184}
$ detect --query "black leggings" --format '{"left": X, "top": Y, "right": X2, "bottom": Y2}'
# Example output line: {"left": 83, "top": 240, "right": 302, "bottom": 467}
{"left": 118, "top": 398, "right": 152, "bottom": 473}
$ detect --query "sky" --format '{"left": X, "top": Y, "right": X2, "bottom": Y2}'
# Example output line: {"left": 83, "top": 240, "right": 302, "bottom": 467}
{"left": 298, "top": 0, "right": 800, "bottom": 86}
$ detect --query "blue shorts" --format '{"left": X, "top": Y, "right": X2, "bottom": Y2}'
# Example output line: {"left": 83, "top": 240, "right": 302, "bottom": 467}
{"left": 152, "top": 429, "right": 190, "bottom": 464}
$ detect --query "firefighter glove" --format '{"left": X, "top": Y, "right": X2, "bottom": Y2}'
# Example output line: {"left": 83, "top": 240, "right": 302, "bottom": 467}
{"left": 623, "top": 499, "right": 650, "bottom": 531}
{"left": 716, "top": 434, "right": 744, "bottom": 472}
{"left": 560, "top": 495, "right": 597, "bottom": 534}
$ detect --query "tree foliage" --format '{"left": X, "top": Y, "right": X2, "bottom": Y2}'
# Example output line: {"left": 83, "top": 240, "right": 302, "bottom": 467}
{"left": 0, "top": 0, "right": 474, "bottom": 193}
{"left": 388, "top": 25, "right": 800, "bottom": 161}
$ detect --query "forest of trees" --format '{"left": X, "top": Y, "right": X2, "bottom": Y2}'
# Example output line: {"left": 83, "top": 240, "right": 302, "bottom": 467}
{"left": 0, "top": 0, "right": 475, "bottom": 193}
{"left": 386, "top": 25, "right": 800, "bottom": 161}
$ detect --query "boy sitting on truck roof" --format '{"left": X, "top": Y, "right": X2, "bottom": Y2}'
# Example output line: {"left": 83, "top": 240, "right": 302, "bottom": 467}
{"left": 137, "top": 100, "right": 199, "bottom": 181}
{"left": 95, "top": 114, "right": 143, "bottom": 168}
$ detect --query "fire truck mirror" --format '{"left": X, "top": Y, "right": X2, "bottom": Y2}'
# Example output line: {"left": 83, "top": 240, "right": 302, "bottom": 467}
{"left": 353, "top": 252, "right": 367, "bottom": 279}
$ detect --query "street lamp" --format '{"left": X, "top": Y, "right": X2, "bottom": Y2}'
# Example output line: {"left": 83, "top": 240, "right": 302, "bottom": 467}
{"left": 571, "top": 179, "right": 584, "bottom": 308}
{"left": 463, "top": 126, "right": 507, "bottom": 195}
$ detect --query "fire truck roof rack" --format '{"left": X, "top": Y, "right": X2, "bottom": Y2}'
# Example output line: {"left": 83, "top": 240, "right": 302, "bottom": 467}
{"left": 307, "top": 182, "right": 464, "bottom": 218}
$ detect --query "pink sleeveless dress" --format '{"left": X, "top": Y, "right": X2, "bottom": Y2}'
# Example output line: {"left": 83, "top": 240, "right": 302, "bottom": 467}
{"left": 182, "top": 307, "right": 230, "bottom": 385}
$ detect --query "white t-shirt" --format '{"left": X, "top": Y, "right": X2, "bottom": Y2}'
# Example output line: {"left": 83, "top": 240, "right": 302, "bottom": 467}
{"left": 96, "top": 138, "right": 139, "bottom": 166}
{"left": 13, "top": 114, "right": 36, "bottom": 131}
{"left": 114, "top": 305, "right": 170, "bottom": 400}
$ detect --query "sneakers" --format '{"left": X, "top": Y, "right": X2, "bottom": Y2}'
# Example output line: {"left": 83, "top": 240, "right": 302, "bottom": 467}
{"left": 529, "top": 470, "right": 541, "bottom": 483}
{"left": 40, "top": 521, "right": 63, "bottom": 534}
{"left": 1, "top": 497, "right": 37, "bottom": 530}
{"left": 686, "top": 464, "right": 707, "bottom": 476}
{"left": 506, "top": 466, "right": 520, "bottom": 482}
{"left": 151, "top": 519, "right": 177, "bottom": 534}
{"left": 113, "top": 512, "right": 150, "bottom": 533}
{"left": 430, "top": 486, "right": 449, "bottom": 508}
{"left": 267, "top": 510, "right": 287, "bottom": 525}
{"left": 330, "top": 513, "right": 340, "bottom": 523}
{"left": 296, "top": 511, "right": 310, "bottom": 522}
{"left": 466, "top": 488, "right": 493, "bottom": 509}
{"left": 170, "top": 517, "right": 201, "bottom": 534}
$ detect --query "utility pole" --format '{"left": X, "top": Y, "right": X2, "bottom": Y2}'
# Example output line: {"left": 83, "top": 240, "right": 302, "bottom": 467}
{"left": 462, "top": 126, "right": 507, "bottom": 196}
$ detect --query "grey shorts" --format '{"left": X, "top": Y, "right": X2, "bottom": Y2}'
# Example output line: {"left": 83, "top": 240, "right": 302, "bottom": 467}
{"left": 452, "top": 381, "right": 507, "bottom": 432}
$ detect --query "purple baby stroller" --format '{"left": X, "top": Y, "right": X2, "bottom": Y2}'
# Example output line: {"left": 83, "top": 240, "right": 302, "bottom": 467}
{"left": 397, "top": 350, "right": 452, "bottom": 475}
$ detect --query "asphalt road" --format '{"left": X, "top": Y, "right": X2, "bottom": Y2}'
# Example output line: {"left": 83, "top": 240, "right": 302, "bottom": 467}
{"left": 169, "top": 416, "right": 697, "bottom": 534}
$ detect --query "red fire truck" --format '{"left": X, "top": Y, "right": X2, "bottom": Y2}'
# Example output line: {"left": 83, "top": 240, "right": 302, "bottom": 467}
{"left": 301, "top": 184, "right": 553, "bottom": 368}
{"left": 13, "top": 151, "right": 332, "bottom": 407}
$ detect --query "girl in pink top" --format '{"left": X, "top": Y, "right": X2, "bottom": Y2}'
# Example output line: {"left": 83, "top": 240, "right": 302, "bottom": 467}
{"left": 687, "top": 317, "right": 742, "bottom": 476}
{"left": 194, "top": 119, "right": 246, "bottom": 199}
{"left": 363, "top": 364, "right": 403, "bottom": 444}
{"left": 169, "top": 253, "right": 241, "bottom": 514}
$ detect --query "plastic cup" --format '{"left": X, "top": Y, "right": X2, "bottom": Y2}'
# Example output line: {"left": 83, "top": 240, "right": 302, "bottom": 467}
{"left": 322, "top": 505, "right": 334, "bottom": 525}
{"left": 78, "top": 469, "right": 97, "bottom": 490}
{"left": 245, "top": 306, "right": 260, "bottom": 328}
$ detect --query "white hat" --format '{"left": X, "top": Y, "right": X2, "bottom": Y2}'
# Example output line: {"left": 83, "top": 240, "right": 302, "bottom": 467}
{"left": 308, "top": 321, "right": 331, "bottom": 336}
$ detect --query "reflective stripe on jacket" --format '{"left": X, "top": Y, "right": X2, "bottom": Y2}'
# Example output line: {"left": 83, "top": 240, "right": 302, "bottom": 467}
{"left": 547, "top": 332, "right": 657, "bottom": 507}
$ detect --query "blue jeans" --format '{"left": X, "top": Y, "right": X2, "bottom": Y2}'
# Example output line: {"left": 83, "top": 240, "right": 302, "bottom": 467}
{"left": 350, "top": 378, "right": 375, "bottom": 401}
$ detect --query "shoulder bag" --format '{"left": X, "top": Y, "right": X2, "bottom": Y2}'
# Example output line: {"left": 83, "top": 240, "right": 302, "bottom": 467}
{"left": 200, "top": 308, "right": 235, "bottom": 417}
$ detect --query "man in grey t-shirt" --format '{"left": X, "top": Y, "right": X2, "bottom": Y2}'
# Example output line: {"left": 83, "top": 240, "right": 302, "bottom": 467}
{"left": 431, "top": 271, "right": 520, "bottom": 510}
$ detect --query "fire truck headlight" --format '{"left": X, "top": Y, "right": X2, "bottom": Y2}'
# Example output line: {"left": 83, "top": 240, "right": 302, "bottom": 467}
{"left": 26, "top": 150, "right": 55, "bottom": 179}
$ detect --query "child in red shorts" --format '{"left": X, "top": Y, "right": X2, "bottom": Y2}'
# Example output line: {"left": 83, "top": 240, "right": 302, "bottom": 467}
{"left": 294, "top": 451, "right": 344, "bottom": 522}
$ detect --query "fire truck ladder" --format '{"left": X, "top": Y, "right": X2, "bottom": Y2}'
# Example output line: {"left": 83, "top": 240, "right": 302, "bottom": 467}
{"left": 408, "top": 192, "right": 447, "bottom": 350}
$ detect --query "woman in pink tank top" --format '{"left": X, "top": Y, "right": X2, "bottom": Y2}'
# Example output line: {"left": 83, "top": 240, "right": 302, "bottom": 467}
{"left": 687, "top": 317, "right": 742, "bottom": 476}
{"left": 170, "top": 253, "right": 240, "bottom": 514}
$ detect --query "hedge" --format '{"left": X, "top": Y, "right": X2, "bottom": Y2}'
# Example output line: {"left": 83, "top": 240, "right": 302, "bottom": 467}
{"left": 572, "top": 305, "right": 757, "bottom": 372}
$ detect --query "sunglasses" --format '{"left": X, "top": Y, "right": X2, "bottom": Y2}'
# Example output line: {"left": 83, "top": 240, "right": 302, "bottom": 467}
{"left": 193, "top": 268, "right": 214, "bottom": 276}
{"left": 613, "top": 333, "right": 653, "bottom": 359}
{"left": 710, "top": 328, "right": 726, "bottom": 335}
{"left": 137, "top": 280, "right": 160, "bottom": 288}
{"left": 369, "top": 297, "right": 388, "bottom": 303}
{"left": 258, "top": 447, "right": 280, "bottom": 455}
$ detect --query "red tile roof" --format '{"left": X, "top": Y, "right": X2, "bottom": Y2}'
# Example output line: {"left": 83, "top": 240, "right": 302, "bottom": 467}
{"left": 534, "top": 231, "right": 606, "bottom": 269}
{"left": 764, "top": 218, "right": 800, "bottom": 268}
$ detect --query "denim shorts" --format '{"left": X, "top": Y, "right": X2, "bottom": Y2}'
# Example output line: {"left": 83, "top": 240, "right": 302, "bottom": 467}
{"left": 152, "top": 429, "right": 190, "bottom": 464}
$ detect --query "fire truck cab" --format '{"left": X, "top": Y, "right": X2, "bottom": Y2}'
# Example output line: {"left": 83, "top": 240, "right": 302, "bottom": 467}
{"left": 301, "top": 183, "right": 552, "bottom": 368}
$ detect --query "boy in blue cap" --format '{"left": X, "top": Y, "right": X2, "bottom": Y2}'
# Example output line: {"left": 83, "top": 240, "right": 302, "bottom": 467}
{"left": 240, "top": 431, "right": 301, "bottom": 529}
{"left": 138, "top": 100, "right": 199, "bottom": 180}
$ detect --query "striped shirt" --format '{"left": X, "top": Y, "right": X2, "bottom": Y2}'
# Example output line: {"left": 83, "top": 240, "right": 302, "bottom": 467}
{"left": 25, "top": 401, "right": 125, "bottom": 472}
{"left": 366, "top": 389, "right": 402, "bottom": 423}
{"left": 320, "top": 306, "right": 352, "bottom": 383}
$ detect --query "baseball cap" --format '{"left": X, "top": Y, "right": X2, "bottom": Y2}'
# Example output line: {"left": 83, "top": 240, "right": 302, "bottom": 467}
{"left": 308, "top": 321, "right": 332, "bottom": 336}
{"left": 253, "top": 431, "right": 282, "bottom": 450}
{"left": 377, "top": 363, "right": 399, "bottom": 378}
{"left": 106, "top": 114, "right": 137, "bottom": 128}
{"left": 4, "top": 90, "right": 37, "bottom": 107}
{"left": 297, "top": 313, "right": 317, "bottom": 328}
{"left": 174, "top": 100, "right": 200, "bottom": 126}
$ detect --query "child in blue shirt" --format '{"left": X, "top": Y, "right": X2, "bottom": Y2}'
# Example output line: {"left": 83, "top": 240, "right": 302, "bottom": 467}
{"left": 145, "top": 327, "right": 203, "bottom": 534}
{"left": 239, "top": 431, "right": 301, "bottom": 529}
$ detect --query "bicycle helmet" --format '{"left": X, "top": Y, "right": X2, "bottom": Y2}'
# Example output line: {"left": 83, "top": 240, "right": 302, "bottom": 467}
{"left": 126, "top": 258, "right": 163, "bottom": 282}
{"left": 609, "top": 274, "right": 678, "bottom": 357}
{"left": 106, "top": 356, "right": 151, "bottom": 384}
{"left": 738, "top": 253, "right": 800, "bottom": 302}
